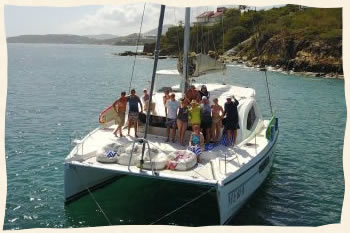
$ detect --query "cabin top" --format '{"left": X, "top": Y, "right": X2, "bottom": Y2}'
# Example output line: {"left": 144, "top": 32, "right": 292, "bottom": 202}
{"left": 152, "top": 83, "right": 256, "bottom": 117}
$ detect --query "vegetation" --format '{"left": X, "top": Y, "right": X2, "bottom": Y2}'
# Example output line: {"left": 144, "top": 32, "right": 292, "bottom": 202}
{"left": 157, "top": 5, "right": 342, "bottom": 56}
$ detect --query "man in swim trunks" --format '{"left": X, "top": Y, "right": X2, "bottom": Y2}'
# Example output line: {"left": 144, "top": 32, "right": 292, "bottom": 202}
{"left": 112, "top": 91, "right": 128, "bottom": 137}
{"left": 165, "top": 93, "right": 179, "bottom": 142}
{"left": 223, "top": 96, "right": 239, "bottom": 145}
{"left": 127, "top": 89, "right": 143, "bottom": 137}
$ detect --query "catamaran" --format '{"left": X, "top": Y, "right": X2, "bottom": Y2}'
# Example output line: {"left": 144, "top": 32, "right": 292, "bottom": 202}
{"left": 64, "top": 5, "right": 279, "bottom": 225}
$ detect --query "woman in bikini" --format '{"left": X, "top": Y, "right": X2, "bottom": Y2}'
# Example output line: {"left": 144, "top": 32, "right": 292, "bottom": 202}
{"left": 211, "top": 98, "right": 224, "bottom": 142}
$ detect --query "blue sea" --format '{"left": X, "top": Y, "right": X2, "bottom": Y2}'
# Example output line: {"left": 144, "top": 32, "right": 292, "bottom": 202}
{"left": 3, "top": 43, "right": 346, "bottom": 229}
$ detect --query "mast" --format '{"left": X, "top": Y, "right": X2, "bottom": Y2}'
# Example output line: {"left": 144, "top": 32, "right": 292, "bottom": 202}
{"left": 140, "top": 5, "right": 165, "bottom": 170}
{"left": 181, "top": 7, "right": 191, "bottom": 94}
{"left": 144, "top": 5, "right": 165, "bottom": 139}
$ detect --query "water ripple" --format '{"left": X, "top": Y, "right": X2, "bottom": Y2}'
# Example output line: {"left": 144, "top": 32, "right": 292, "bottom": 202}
{"left": 4, "top": 43, "right": 345, "bottom": 229}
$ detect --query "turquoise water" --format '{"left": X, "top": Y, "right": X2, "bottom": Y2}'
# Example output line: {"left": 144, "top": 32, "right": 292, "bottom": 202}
{"left": 4, "top": 43, "right": 345, "bottom": 229}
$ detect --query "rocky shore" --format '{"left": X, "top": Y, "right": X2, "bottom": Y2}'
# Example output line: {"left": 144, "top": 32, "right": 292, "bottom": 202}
{"left": 219, "top": 35, "right": 343, "bottom": 80}
{"left": 113, "top": 49, "right": 178, "bottom": 59}
{"left": 115, "top": 36, "right": 344, "bottom": 80}
{"left": 223, "top": 60, "right": 344, "bottom": 79}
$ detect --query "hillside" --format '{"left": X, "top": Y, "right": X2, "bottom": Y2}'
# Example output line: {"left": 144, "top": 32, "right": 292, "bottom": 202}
{"left": 6, "top": 25, "right": 171, "bottom": 46}
{"left": 149, "top": 5, "right": 342, "bottom": 75}
{"left": 7, "top": 34, "right": 99, "bottom": 44}
{"left": 142, "top": 24, "right": 174, "bottom": 36}
{"left": 84, "top": 34, "right": 118, "bottom": 40}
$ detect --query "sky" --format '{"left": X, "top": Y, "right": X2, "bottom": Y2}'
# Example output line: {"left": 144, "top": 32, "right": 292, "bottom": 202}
{"left": 4, "top": 3, "right": 279, "bottom": 37}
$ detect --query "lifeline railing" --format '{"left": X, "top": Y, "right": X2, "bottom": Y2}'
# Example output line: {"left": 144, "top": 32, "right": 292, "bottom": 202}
{"left": 70, "top": 126, "right": 102, "bottom": 158}
{"left": 127, "top": 138, "right": 156, "bottom": 175}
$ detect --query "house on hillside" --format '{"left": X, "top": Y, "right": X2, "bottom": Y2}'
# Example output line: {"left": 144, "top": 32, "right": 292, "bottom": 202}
{"left": 195, "top": 7, "right": 227, "bottom": 26}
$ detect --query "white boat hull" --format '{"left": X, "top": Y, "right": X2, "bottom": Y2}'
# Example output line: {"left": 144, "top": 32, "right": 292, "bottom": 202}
{"left": 64, "top": 83, "right": 279, "bottom": 225}
{"left": 64, "top": 163, "right": 122, "bottom": 203}
{"left": 218, "top": 131, "right": 278, "bottom": 224}
{"left": 64, "top": 130, "right": 278, "bottom": 224}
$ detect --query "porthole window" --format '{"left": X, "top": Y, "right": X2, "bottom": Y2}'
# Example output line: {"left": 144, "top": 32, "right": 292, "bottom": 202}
{"left": 247, "top": 107, "right": 256, "bottom": 130}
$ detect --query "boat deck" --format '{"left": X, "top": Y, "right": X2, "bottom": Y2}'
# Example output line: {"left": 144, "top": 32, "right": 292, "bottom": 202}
{"left": 66, "top": 120, "right": 269, "bottom": 185}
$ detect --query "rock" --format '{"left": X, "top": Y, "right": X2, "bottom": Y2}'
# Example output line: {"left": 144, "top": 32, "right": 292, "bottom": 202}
{"left": 251, "top": 57, "right": 258, "bottom": 62}
{"left": 119, "top": 51, "right": 135, "bottom": 56}
{"left": 208, "top": 50, "right": 217, "bottom": 58}
{"left": 223, "top": 33, "right": 343, "bottom": 76}
{"left": 246, "top": 61, "right": 253, "bottom": 67}
{"left": 143, "top": 43, "right": 155, "bottom": 54}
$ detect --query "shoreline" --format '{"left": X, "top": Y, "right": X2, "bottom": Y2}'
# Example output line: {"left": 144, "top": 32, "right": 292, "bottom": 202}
{"left": 221, "top": 57, "right": 344, "bottom": 80}
{"left": 114, "top": 50, "right": 344, "bottom": 80}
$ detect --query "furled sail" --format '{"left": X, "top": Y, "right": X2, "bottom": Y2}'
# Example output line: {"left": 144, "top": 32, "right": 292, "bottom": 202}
{"left": 177, "top": 52, "right": 226, "bottom": 77}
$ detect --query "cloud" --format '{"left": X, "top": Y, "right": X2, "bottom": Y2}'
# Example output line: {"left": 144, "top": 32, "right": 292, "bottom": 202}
{"left": 63, "top": 3, "right": 218, "bottom": 36}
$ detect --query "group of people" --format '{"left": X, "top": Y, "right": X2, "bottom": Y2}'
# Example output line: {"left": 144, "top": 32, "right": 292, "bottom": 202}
{"left": 163, "top": 85, "right": 240, "bottom": 154}
{"left": 112, "top": 89, "right": 143, "bottom": 138}
{"left": 111, "top": 85, "right": 240, "bottom": 157}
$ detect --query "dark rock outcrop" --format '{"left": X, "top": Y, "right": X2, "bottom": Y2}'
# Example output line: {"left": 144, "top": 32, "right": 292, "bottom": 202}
{"left": 223, "top": 33, "right": 343, "bottom": 75}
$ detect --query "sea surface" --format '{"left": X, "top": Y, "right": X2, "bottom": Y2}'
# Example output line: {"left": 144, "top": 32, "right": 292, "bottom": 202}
{"left": 3, "top": 43, "right": 346, "bottom": 229}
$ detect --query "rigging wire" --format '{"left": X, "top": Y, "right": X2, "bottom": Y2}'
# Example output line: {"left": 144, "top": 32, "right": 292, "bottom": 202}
{"left": 72, "top": 167, "right": 112, "bottom": 226}
{"left": 250, "top": 10, "right": 274, "bottom": 116}
{"left": 211, "top": 31, "right": 217, "bottom": 52}
{"left": 221, "top": 14, "right": 226, "bottom": 84}
{"left": 264, "top": 70, "right": 273, "bottom": 116}
{"left": 173, "top": 8, "right": 182, "bottom": 56}
{"left": 196, "top": 8, "right": 199, "bottom": 53}
{"left": 128, "top": 1, "right": 147, "bottom": 93}
{"left": 149, "top": 186, "right": 216, "bottom": 225}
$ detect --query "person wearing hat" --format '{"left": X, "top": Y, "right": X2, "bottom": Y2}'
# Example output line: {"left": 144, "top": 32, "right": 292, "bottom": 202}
{"left": 222, "top": 95, "right": 240, "bottom": 145}
{"left": 200, "top": 96, "right": 212, "bottom": 143}
{"left": 189, "top": 99, "right": 201, "bottom": 127}
{"left": 199, "top": 85, "right": 210, "bottom": 100}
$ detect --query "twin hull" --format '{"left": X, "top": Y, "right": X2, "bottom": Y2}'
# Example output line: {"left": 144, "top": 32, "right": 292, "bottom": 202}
{"left": 217, "top": 134, "right": 277, "bottom": 224}
{"left": 64, "top": 129, "right": 278, "bottom": 225}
